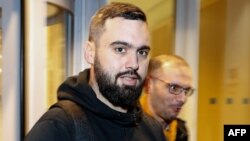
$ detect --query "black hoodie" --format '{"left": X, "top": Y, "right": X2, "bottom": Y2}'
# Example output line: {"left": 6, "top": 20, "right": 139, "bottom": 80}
{"left": 24, "top": 69, "right": 166, "bottom": 141}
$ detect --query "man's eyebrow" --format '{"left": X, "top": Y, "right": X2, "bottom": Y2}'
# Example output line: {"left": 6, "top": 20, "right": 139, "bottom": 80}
{"left": 170, "top": 83, "right": 193, "bottom": 89}
{"left": 110, "top": 41, "right": 131, "bottom": 47}
{"left": 110, "top": 41, "right": 150, "bottom": 51}
{"left": 138, "top": 45, "right": 150, "bottom": 51}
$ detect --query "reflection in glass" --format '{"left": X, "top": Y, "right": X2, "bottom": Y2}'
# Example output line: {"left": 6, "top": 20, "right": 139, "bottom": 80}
{"left": 46, "top": 3, "right": 73, "bottom": 108}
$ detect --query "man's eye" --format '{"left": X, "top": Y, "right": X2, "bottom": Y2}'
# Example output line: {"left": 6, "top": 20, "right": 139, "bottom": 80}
{"left": 169, "top": 84, "right": 180, "bottom": 91}
{"left": 115, "top": 47, "right": 126, "bottom": 53}
{"left": 138, "top": 50, "right": 149, "bottom": 56}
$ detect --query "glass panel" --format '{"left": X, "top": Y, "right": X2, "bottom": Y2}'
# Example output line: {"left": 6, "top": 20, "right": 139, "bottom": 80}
{"left": 0, "top": 7, "right": 2, "bottom": 140}
{"left": 46, "top": 3, "right": 73, "bottom": 108}
{"left": 198, "top": 0, "right": 250, "bottom": 141}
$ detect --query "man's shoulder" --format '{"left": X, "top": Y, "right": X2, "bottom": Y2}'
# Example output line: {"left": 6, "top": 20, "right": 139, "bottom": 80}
{"left": 42, "top": 105, "right": 72, "bottom": 122}
{"left": 24, "top": 107, "right": 73, "bottom": 141}
{"left": 136, "top": 112, "right": 166, "bottom": 141}
{"left": 176, "top": 118, "right": 187, "bottom": 128}
{"left": 35, "top": 106, "right": 74, "bottom": 132}
{"left": 175, "top": 118, "right": 188, "bottom": 141}
{"left": 142, "top": 112, "right": 162, "bottom": 128}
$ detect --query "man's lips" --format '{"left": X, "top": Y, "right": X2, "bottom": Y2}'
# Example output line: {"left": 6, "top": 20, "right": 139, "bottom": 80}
{"left": 172, "top": 105, "right": 183, "bottom": 114}
{"left": 119, "top": 75, "right": 139, "bottom": 86}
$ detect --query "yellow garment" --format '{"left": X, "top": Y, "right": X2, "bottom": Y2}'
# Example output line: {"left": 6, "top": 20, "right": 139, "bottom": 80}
{"left": 140, "top": 93, "right": 151, "bottom": 115}
{"left": 164, "top": 119, "right": 178, "bottom": 141}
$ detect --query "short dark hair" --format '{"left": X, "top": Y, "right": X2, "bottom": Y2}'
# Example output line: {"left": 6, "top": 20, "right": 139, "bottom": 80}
{"left": 88, "top": 2, "right": 147, "bottom": 44}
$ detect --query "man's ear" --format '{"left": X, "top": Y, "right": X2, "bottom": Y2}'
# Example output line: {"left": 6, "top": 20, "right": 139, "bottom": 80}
{"left": 84, "top": 41, "right": 95, "bottom": 65}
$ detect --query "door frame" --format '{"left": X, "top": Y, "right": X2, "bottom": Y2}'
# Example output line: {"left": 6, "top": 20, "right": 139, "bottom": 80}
{"left": 0, "top": 0, "right": 22, "bottom": 140}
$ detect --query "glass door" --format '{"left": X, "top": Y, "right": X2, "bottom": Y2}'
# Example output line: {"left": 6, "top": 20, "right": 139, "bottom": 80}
{"left": 25, "top": 0, "right": 107, "bottom": 136}
{"left": 25, "top": 0, "right": 74, "bottom": 133}
{"left": 0, "top": 0, "right": 108, "bottom": 140}
{"left": 46, "top": 2, "right": 73, "bottom": 109}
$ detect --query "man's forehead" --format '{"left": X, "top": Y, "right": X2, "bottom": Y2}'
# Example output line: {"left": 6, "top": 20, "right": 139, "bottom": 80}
{"left": 101, "top": 18, "right": 150, "bottom": 47}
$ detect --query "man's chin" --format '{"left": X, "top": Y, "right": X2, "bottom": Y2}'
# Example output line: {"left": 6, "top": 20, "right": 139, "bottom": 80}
{"left": 167, "top": 116, "right": 177, "bottom": 122}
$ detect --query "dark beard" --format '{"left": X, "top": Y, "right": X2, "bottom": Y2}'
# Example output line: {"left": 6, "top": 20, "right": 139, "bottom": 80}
{"left": 94, "top": 56, "right": 144, "bottom": 109}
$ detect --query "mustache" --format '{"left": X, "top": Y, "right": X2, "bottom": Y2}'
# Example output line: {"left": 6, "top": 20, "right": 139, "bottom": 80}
{"left": 115, "top": 69, "right": 142, "bottom": 81}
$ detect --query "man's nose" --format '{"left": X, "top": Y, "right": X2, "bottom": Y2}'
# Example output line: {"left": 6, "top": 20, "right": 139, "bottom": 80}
{"left": 177, "top": 91, "right": 188, "bottom": 103}
{"left": 125, "top": 53, "right": 139, "bottom": 70}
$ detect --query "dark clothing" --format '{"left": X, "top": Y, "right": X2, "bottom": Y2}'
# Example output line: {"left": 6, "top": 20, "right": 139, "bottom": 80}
{"left": 175, "top": 118, "right": 188, "bottom": 141}
{"left": 25, "top": 69, "right": 166, "bottom": 141}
